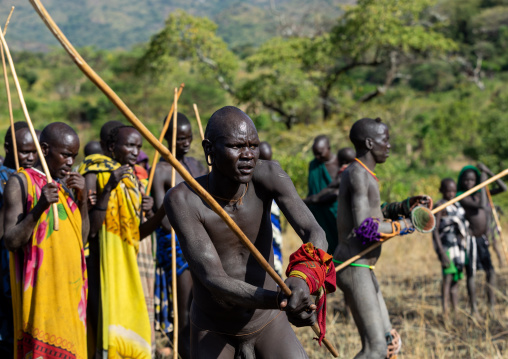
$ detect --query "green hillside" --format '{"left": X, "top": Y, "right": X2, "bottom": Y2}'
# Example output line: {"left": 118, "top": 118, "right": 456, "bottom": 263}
{"left": 1, "top": 0, "right": 508, "bottom": 214}
{"left": 0, "top": 0, "right": 346, "bottom": 51}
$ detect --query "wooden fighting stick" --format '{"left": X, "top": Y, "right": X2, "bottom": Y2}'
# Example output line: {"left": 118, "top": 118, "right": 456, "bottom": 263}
{"left": 28, "top": 1, "right": 338, "bottom": 356}
{"left": 0, "top": 22, "right": 59, "bottom": 230}
{"left": 146, "top": 83, "right": 184, "bottom": 195}
{"left": 1, "top": 7, "right": 18, "bottom": 170}
{"left": 171, "top": 88, "right": 179, "bottom": 359}
{"left": 486, "top": 186, "right": 508, "bottom": 266}
{"left": 336, "top": 168, "right": 508, "bottom": 272}
{"left": 192, "top": 103, "right": 211, "bottom": 171}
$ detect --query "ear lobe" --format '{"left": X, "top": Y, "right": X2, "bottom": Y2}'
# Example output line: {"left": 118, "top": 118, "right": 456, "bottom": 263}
{"left": 41, "top": 142, "right": 49, "bottom": 157}
{"left": 365, "top": 138, "right": 373, "bottom": 150}
{"left": 202, "top": 139, "right": 212, "bottom": 154}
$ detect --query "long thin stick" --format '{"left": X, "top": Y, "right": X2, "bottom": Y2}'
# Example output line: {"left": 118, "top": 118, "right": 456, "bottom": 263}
{"left": 336, "top": 168, "right": 508, "bottom": 272}
{"left": 171, "top": 88, "right": 179, "bottom": 359}
{"left": 192, "top": 103, "right": 211, "bottom": 172}
{"left": 28, "top": 2, "right": 337, "bottom": 355}
{"left": 3, "top": 6, "right": 14, "bottom": 34}
{"left": 146, "top": 84, "right": 184, "bottom": 195}
{"left": 0, "top": 23, "right": 59, "bottom": 230}
{"left": 486, "top": 186, "right": 508, "bottom": 266}
{"left": 1, "top": 7, "right": 17, "bottom": 170}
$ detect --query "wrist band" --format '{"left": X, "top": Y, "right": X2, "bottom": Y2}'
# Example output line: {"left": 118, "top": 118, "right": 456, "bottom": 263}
{"left": 399, "top": 217, "right": 415, "bottom": 236}
{"left": 276, "top": 289, "right": 282, "bottom": 311}
{"left": 94, "top": 205, "right": 107, "bottom": 211}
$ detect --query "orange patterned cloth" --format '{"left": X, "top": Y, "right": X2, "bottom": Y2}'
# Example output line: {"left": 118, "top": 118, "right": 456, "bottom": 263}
{"left": 286, "top": 243, "right": 336, "bottom": 345}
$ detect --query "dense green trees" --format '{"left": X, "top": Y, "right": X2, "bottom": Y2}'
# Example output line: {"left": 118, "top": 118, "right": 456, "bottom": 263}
{"left": 2, "top": 0, "right": 508, "bottom": 206}
{"left": 140, "top": 0, "right": 456, "bottom": 128}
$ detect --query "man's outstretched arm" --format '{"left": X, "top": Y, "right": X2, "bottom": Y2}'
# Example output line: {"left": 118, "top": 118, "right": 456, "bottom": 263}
{"left": 264, "top": 161, "right": 328, "bottom": 252}
{"left": 164, "top": 183, "right": 282, "bottom": 310}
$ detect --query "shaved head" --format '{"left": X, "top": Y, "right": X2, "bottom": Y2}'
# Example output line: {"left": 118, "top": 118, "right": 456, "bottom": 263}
{"left": 100, "top": 121, "right": 124, "bottom": 144}
{"left": 40, "top": 122, "right": 79, "bottom": 147}
{"left": 349, "top": 117, "right": 385, "bottom": 150}
{"left": 259, "top": 141, "right": 272, "bottom": 161}
{"left": 164, "top": 112, "right": 192, "bottom": 143}
{"left": 4, "top": 121, "right": 28, "bottom": 151}
{"left": 40, "top": 122, "right": 80, "bottom": 178}
{"left": 205, "top": 106, "right": 255, "bottom": 143}
{"left": 4, "top": 123, "right": 38, "bottom": 169}
{"left": 84, "top": 140, "right": 102, "bottom": 157}
{"left": 203, "top": 106, "right": 259, "bottom": 183}
{"left": 313, "top": 135, "right": 329, "bottom": 149}
{"left": 312, "top": 135, "right": 332, "bottom": 163}
{"left": 100, "top": 120, "right": 123, "bottom": 155}
{"left": 338, "top": 147, "right": 356, "bottom": 166}
{"left": 440, "top": 178, "right": 455, "bottom": 191}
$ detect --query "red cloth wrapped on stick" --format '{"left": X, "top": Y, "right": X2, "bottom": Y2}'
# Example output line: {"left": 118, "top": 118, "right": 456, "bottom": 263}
{"left": 286, "top": 242, "right": 336, "bottom": 345}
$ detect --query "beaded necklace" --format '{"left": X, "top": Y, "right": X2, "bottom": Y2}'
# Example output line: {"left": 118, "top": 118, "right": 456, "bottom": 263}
{"left": 207, "top": 174, "right": 248, "bottom": 210}
{"left": 354, "top": 158, "right": 378, "bottom": 181}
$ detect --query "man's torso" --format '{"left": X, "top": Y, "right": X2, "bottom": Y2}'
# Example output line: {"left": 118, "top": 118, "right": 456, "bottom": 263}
{"left": 462, "top": 193, "right": 488, "bottom": 237}
{"left": 336, "top": 164, "right": 383, "bottom": 265}
{"left": 179, "top": 168, "right": 278, "bottom": 334}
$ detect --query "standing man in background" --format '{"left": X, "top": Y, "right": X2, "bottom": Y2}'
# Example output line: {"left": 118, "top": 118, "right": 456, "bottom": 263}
{"left": 304, "top": 135, "right": 339, "bottom": 254}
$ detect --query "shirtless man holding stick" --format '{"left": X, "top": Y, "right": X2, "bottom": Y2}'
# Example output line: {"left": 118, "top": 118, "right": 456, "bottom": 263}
{"left": 335, "top": 117, "right": 431, "bottom": 359}
{"left": 164, "top": 106, "right": 334, "bottom": 358}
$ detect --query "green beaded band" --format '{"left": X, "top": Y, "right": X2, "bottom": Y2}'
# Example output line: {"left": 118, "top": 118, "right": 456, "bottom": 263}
{"left": 333, "top": 259, "right": 375, "bottom": 270}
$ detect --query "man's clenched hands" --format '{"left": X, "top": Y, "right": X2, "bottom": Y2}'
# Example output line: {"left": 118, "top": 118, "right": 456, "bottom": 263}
{"left": 278, "top": 277, "right": 316, "bottom": 327}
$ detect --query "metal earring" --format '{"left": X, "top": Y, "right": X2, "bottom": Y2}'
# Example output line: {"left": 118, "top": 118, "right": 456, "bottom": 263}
{"left": 206, "top": 153, "right": 215, "bottom": 166}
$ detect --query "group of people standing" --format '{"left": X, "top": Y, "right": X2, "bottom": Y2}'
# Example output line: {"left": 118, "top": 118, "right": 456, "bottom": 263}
{"left": 0, "top": 114, "right": 203, "bottom": 359}
{"left": 0, "top": 106, "right": 503, "bottom": 359}
{"left": 433, "top": 164, "right": 505, "bottom": 320}
{"left": 305, "top": 121, "right": 506, "bottom": 359}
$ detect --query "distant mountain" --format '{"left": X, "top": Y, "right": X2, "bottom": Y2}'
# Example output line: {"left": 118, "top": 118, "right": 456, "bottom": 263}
{"left": 0, "top": 0, "right": 349, "bottom": 52}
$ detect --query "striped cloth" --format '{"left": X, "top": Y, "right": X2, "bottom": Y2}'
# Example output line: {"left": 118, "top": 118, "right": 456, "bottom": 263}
{"left": 137, "top": 234, "right": 156, "bottom": 357}
{"left": 271, "top": 201, "right": 283, "bottom": 277}
{"left": 136, "top": 166, "right": 156, "bottom": 357}
{"left": 436, "top": 200, "right": 469, "bottom": 281}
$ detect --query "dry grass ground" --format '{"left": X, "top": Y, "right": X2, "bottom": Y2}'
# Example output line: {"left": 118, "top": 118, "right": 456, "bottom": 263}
{"left": 283, "top": 226, "right": 508, "bottom": 358}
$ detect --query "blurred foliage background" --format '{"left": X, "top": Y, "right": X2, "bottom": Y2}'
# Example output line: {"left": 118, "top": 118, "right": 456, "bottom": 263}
{"left": 2, "top": 0, "right": 508, "bottom": 208}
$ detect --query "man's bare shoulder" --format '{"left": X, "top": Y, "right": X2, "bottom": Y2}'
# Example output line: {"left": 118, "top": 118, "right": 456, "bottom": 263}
{"left": 346, "top": 164, "right": 371, "bottom": 188}
{"left": 5, "top": 171, "right": 28, "bottom": 191}
{"left": 185, "top": 156, "right": 203, "bottom": 166}
{"left": 165, "top": 176, "right": 206, "bottom": 208}
{"left": 253, "top": 160, "right": 288, "bottom": 185}
{"left": 155, "top": 161, "right": 173, "bottom": 174}
{"left": 185, "top": 156, "right": 208, "bottom": 175}
{"left": 5, "top": 171, "right": 28, "bottom": 205}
